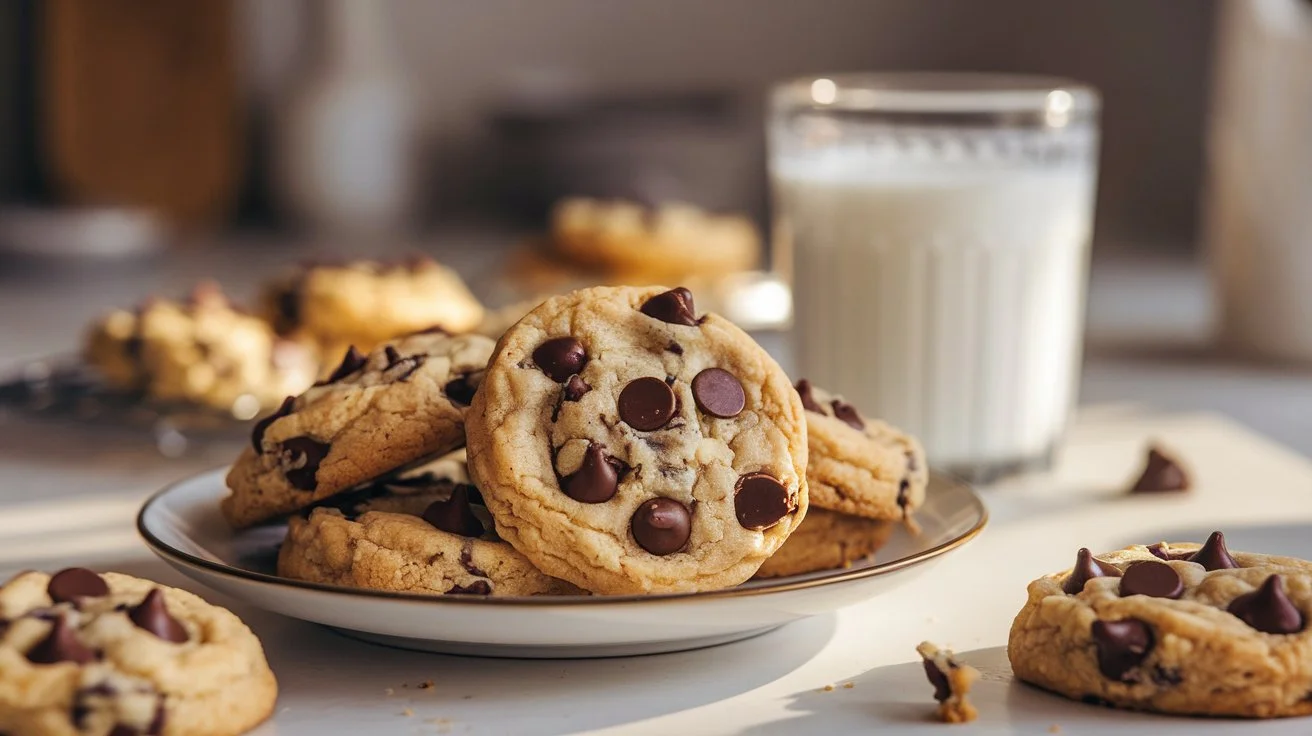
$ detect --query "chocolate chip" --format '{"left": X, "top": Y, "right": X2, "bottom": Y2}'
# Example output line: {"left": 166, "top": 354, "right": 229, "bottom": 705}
{"left": 692, "top": 368, "right": 745, "bottom": 418}
{"left": 630, "top": 498, "right": 692, "bottom": 555}
{"left": 563, "top": 374, "right": 591, "bottom": 402}
{"left": 251, "top": 396, "right": 295, "bottom": 452}
{"left": 1147, "top": 543, "right": 1171, "bottom": 560}
{"left": 1151, "top": 666, "right": 1183, "bottom": 686}
{"left": 640, "top": 287, "right": 698, "bottom": 326}
{"left": 830, "top": 400, "right": 865, "bottom": 430}
{"left": 317, "top": 346, "right": 366, "bottom": 385}
{"left": 734, "top": 473, "right": 795, "bottom": 530}
{"left": 27, "top": 616, "right": 95, "bottom": 664}
{"left": 382, "top": 347, "right": 426, "bottom": 382}
{"left": 921, "top": 659, "right": 951, "bottom": 701}
{"left": 444, "top": 373, "right": 478, "bottom": 407}
{"left": 421, "top": 485, "right": 485, "bottom": 538}
{"left": 897, "top": 479, "right": 910, "bottom": 514}
{"left": 1062, "top": 548, "right": 1122, "bottom": 594}
{"left": 1188, "top": 531, "right": 1238, "bottom": 571}
{"left": 619, "top": 377, "right": 677, "bottom": 431}
{"left": 280, "top": 437, "right": 331, "bottom": 490}
{"left": 274, "top": 284, "right": 302, "bottom": 333}
{"left": 147, "top": 703, "right": 167, "bottom": 736}
{"left": 1130, "top": 446, "right": 1190, "bottom": 492}
{"left": 794, "top": 379, "right": 825, "bottom": 414}
{"left": 1120, "top": 561, "right": 1184, "bottom": 599}
{"left": 666, "top": 341, "right": 684, "bottom": 355}
{"left": 562, "top": 443, "right": 623, "bottom": 503}
{"left": 1228, "top": 575, "right": 1305, "bottom": 634}
{"left": 129, "top": 589, "right": 188, "bottom": 643}
{"left": 533, "top": 337, "right": 587, "bottom": 382}
{"left": 1091, "top": 619, "right": 1154, "bottom": 681}
{"left": 47, "top": 568, "right": 109, "bottom": 604}
{"left": 459, "top": 541, "right": 488, "bottom": 578}
{"left": 447, "top": 581, "right": 492, "bottom": 595}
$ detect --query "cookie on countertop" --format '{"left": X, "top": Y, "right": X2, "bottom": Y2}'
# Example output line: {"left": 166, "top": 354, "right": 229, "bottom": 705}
{"left": 754, "top": 508, "right": 894, "bottom": 579}
{"left": 551, "top": 198, "right": 761, "bottom": 281}
{"left": 84, "top": 282, "right": 317, "bottom": 415}
{"left": 0, "top": 568, "right": 276, "bottom": 736}
{"left": 279, "top": 456, "right": 581, "bottom": 597}
{"left": 466, "top": 285, "right": 809, "bottom": 595}
{"left": 261, "top": 257, "right": 484, "bottom": 355}
{"left": 222, "top": 330, "right": 495, "bottom": 529}
{"left": 918, "top": 641, "right": 981, "bottom": 724}
{"left": 794, "top": 379, "right": 927, "bottom": 522}
{"left": 1009, "top": 532, "right": 1312, "bottom": 718}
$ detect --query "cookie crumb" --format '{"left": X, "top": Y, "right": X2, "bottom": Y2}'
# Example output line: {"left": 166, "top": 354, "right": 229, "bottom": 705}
{"left": 843, "top": 682, "right": 855, "bottom": 689}
{"left": 401, "top": 708, "right": 414, "bottom": 717}
{"left": 1048, "top": 726, "right": 1062, "bottom": 734}
{"left": 917, "top": 641, "right": 980, "bottom": 724}
{"left": 384, "top": 687, "right": 395, "bottom": 696}
{"left": 419, "top": 679, "right": 435, "bottom": 690}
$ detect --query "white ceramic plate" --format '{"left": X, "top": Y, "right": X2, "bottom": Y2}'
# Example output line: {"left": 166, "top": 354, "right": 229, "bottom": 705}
{"left": 138, "top": 470, "right": 986, "bottom": 658}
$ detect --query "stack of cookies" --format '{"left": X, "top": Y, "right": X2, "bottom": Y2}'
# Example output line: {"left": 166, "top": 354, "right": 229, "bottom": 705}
{"left": 220, "top": 285, "right": 928, "bottom": 596}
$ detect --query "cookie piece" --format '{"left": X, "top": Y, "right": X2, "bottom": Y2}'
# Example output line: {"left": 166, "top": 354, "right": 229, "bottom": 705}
{"left": 279, "top": 460, "right": 581, "bottom": 597}
{"left": 466, "top": 285, "right": 809, "bottom": 595}
{"left": 0, "top": 568, "right": 276, "bottom": 736}
{"left": 84, "top": 282, "right": 317, "bottom": 414}
{"left": 261, "top": 257, "right": 484, "bottom": 355}
{"left": 794, "top": 379, "right": 927, "bottom": 521}
{"left": 1009, "top": 532, "right": 1312, "bottom": 717}
{"left": 918, "top": 641, "right": 981, "bottom": 723}
{"left": 221, "top": 331, "right": 495, "bottom": 529}
{"left": 551, "top": 198, "right": 760, "bottom": 281}
{"left": 754, "top": 509, "right": 894, "bottom": 579}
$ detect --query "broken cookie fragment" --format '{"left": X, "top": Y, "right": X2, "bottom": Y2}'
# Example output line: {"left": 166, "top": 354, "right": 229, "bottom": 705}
{"left": 917, "top": 641, "right": 980, "bottom": 724}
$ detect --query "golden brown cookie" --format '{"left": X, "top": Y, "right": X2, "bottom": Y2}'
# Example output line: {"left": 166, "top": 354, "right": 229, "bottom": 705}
{"left": 754, "top": 509, "right": 893, "bottom": 579}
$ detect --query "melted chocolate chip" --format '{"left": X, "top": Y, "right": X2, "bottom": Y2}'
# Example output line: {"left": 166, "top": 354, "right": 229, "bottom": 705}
{"left": 1130, "top": 446, "right": 1190, "bottom": 492}
{"left": 251, "top": 396, "right": 295, "bottom": 452}
{"left": 1228, "top": 575, "right": 1305, "bottom": 634}
{"left": 794, "top": 379, "right": 825, "bottom": 414}
{"left": 1063, "top": 548, "right": 1122, "bottom": 594}
{"left": 640, "top": 287, "right": 699, "bottom": 326}
{"left": 562, "top": 443, "right": 623, "bottom": 503}
{"left": 666, "top": 341, "right": 684, "bottom": 355}
{"left": 459, "top": 540, "right": 488, "bottom": 578}
{"left": 1091, "top": 619, "right": 1154, "bottom": 681}
{"left": 630, "top": 498, "right": 692, "bottom": 555}
{"left": 921, "top": 659, "right": 951, "bottom": 702}
{"left": 533, "top": 337, "right": 588, "bottom": 382}
{"left": 129, "top": 589, "right": 188, "bottom": 643}
{"left": 563, "top": 374, "right": 591, "bottom": 402}
{"left": 280, "top": 437, "right": 331, "bottom": 490}
{"left": 444, "top": 373, "right": 478, "bottom": 406}
{"left": 1147, "top": 543, "right": 1172, "bottom": 560}
{"left": 47, "top": 568, "right": 109, "bottom": 604}
{"left": 897, "top": 479, "right": 910, "bottom": 515}
{"left": 27, "top": 617, "right": 95, "bottom": 664}
{"left": 734, "top": 473, "right": 794, "bottom": 530}
{"left": 317, "top": 346, "right": 366, "bottom": 385}
{"left": 1120, "top": 561, "right": 1184, "bottom": 599}
{"left": 619, "top": 377, "right": 677, "bottom": 431}
{"left": 1188, "top": 531, "right": 1239, "bottom": 571}
{"left": 382, "top": 347, "right": 426, "bottom": 382}
{"left": 447, "top": 581, "right": 492, "bottom": 595}
{"left": 692, "top": 368, "right": 745, "bottom": 418}
{"left": 421, "top": 485, "right": 485, "bottom": 538}
{"left": 830, "top": 400, "right": 865, "bottom": 430}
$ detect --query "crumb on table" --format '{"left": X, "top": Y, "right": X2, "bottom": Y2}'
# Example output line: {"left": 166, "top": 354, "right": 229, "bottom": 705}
{"left": 917, "top": 640, "right": 980, "bottom": 724}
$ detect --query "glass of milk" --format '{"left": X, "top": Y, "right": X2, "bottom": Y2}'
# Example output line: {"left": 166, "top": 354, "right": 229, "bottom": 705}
{"left": 769, "top": 73, "right": 1100, "bottom": 482}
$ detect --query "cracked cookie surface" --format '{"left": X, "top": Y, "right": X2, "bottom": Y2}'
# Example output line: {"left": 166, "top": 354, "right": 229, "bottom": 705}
{"left": 1009, "top": 533, "right": 1312, "bottom": 717}
{"left": 466, "top": 285, "right": 808, "bottom": 595}
{"left": 222, "top": 331, "right": 494, "bottom": 529}
{"left": 0, "top": 569, "right": 276, "bottom": 736}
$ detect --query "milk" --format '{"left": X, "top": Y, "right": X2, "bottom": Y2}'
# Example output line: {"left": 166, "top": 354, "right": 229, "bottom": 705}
{"left": 774, "top": 155, "right": 1097, "bottom": 475}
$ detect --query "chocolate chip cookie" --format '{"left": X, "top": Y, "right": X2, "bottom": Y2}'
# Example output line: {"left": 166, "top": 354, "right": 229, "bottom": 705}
{"left": 1009, "top": 532, "right": 1312, "bottom": 717}
{"left": 754, "top": 509, "right": 894, "bottom": 579}
{"left": 794, "top": 379, "right": 927, "bottom": 521}
{"left": 466, "top": 285, "right": 809, "bottom": 595}
{"left": 261, "top": 257, "right": 485, "bottom": 356}
{"left": 279, "top": 456, "right": 581, "bottom": 597}
{"left": 0, "top": 568, "right": 276, "bottom": 736}
{"left": 222, "top": 331, "right": 495, "bottom": 529}
{"left": 84, "top": 282, "right": 317, "bottom": 414}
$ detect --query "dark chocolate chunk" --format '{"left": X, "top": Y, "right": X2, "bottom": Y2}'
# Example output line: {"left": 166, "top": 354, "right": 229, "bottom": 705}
{"left": 447, "top": 581, "right": 492, "bottom": 595}
{"left": 129, "top": 589, "right": 188, "bottom": 643}
{"left": 562, "top": 443, "right": 623, "bottom": 503}
{"left": 1228, "top": 575, "right": 1305, "bottom": 634}
{"left": 421, "top": 485, "right": 485, "bottom": 538}
{"left": 630, "top": 497, "right": 692, "bottom": 556}
{"left": 47, "top": 568, "right": 109, "bottom": 604}
{"left": 382, "top": 347, "right": 426, "bottom": 382}
{"left": 921, "top": 659, "right": 951, "bottom": 702}
{"left": 619, "top": 377, "right": 677, "bottom": 431}
{"left": 830, "top": 400, "right": 865, "bottom": 430}
{"left": 280, "top": 437, "right": 331, "bottom": 490}
{"left": 794, "top": 379, "right": 825, "bottom": 414}
{"left": 443, "top": 373, "right": 478, "bottom": 407}
{"left": 734, "top": 473, "right": 795, "bottom": 530}
{"left": 639, "top": 287, "right": 698, "bottom": 326}
{"left": 563, "top": 374, "right": 591, "bottom": 402}
{"left": 251, "top": 396, "right": 295, "bottom": 452}
{"left": 1129, "top": 446, "right": 1190, "bottom": 492}
{"left": 459, "top": 540, "right": 488, "bottom": 578}
{"left": 1188, "top": 531, "right": 1238, "bottom": 571}
{"left": 273, "top": 282, "right": 302, "bottom": 334}
{"left": 147, "top": 702, "right": 166, "bottom": 735}
{"left": 26, "top": 617, "right": 95, "bottom": 664}
{"left": 318, "top": 346, "right": 366, "bottom": 385}
{"left": 666, "top": 341, "right": 684, "bottom": 356}
{"left": 1151, "top": 666, "right": 1183, "bottom": 686}
{"left": 1147, "top": 543, "right": 1172, "bottom": 560}
{"left": 691, "top": 368, "right": 745, "bottom": 418}
{"left": 1091, "top": 619, "right": 1154, "bottom": 681}
{"left": 1062, "top": 548, "right": 1122, "bottom": 594}
{"left": 532, "top": 337, "right": 587, "bottom": 382}
{"left": 1120, "top": 561, "right": 1184, "bottom": 599}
